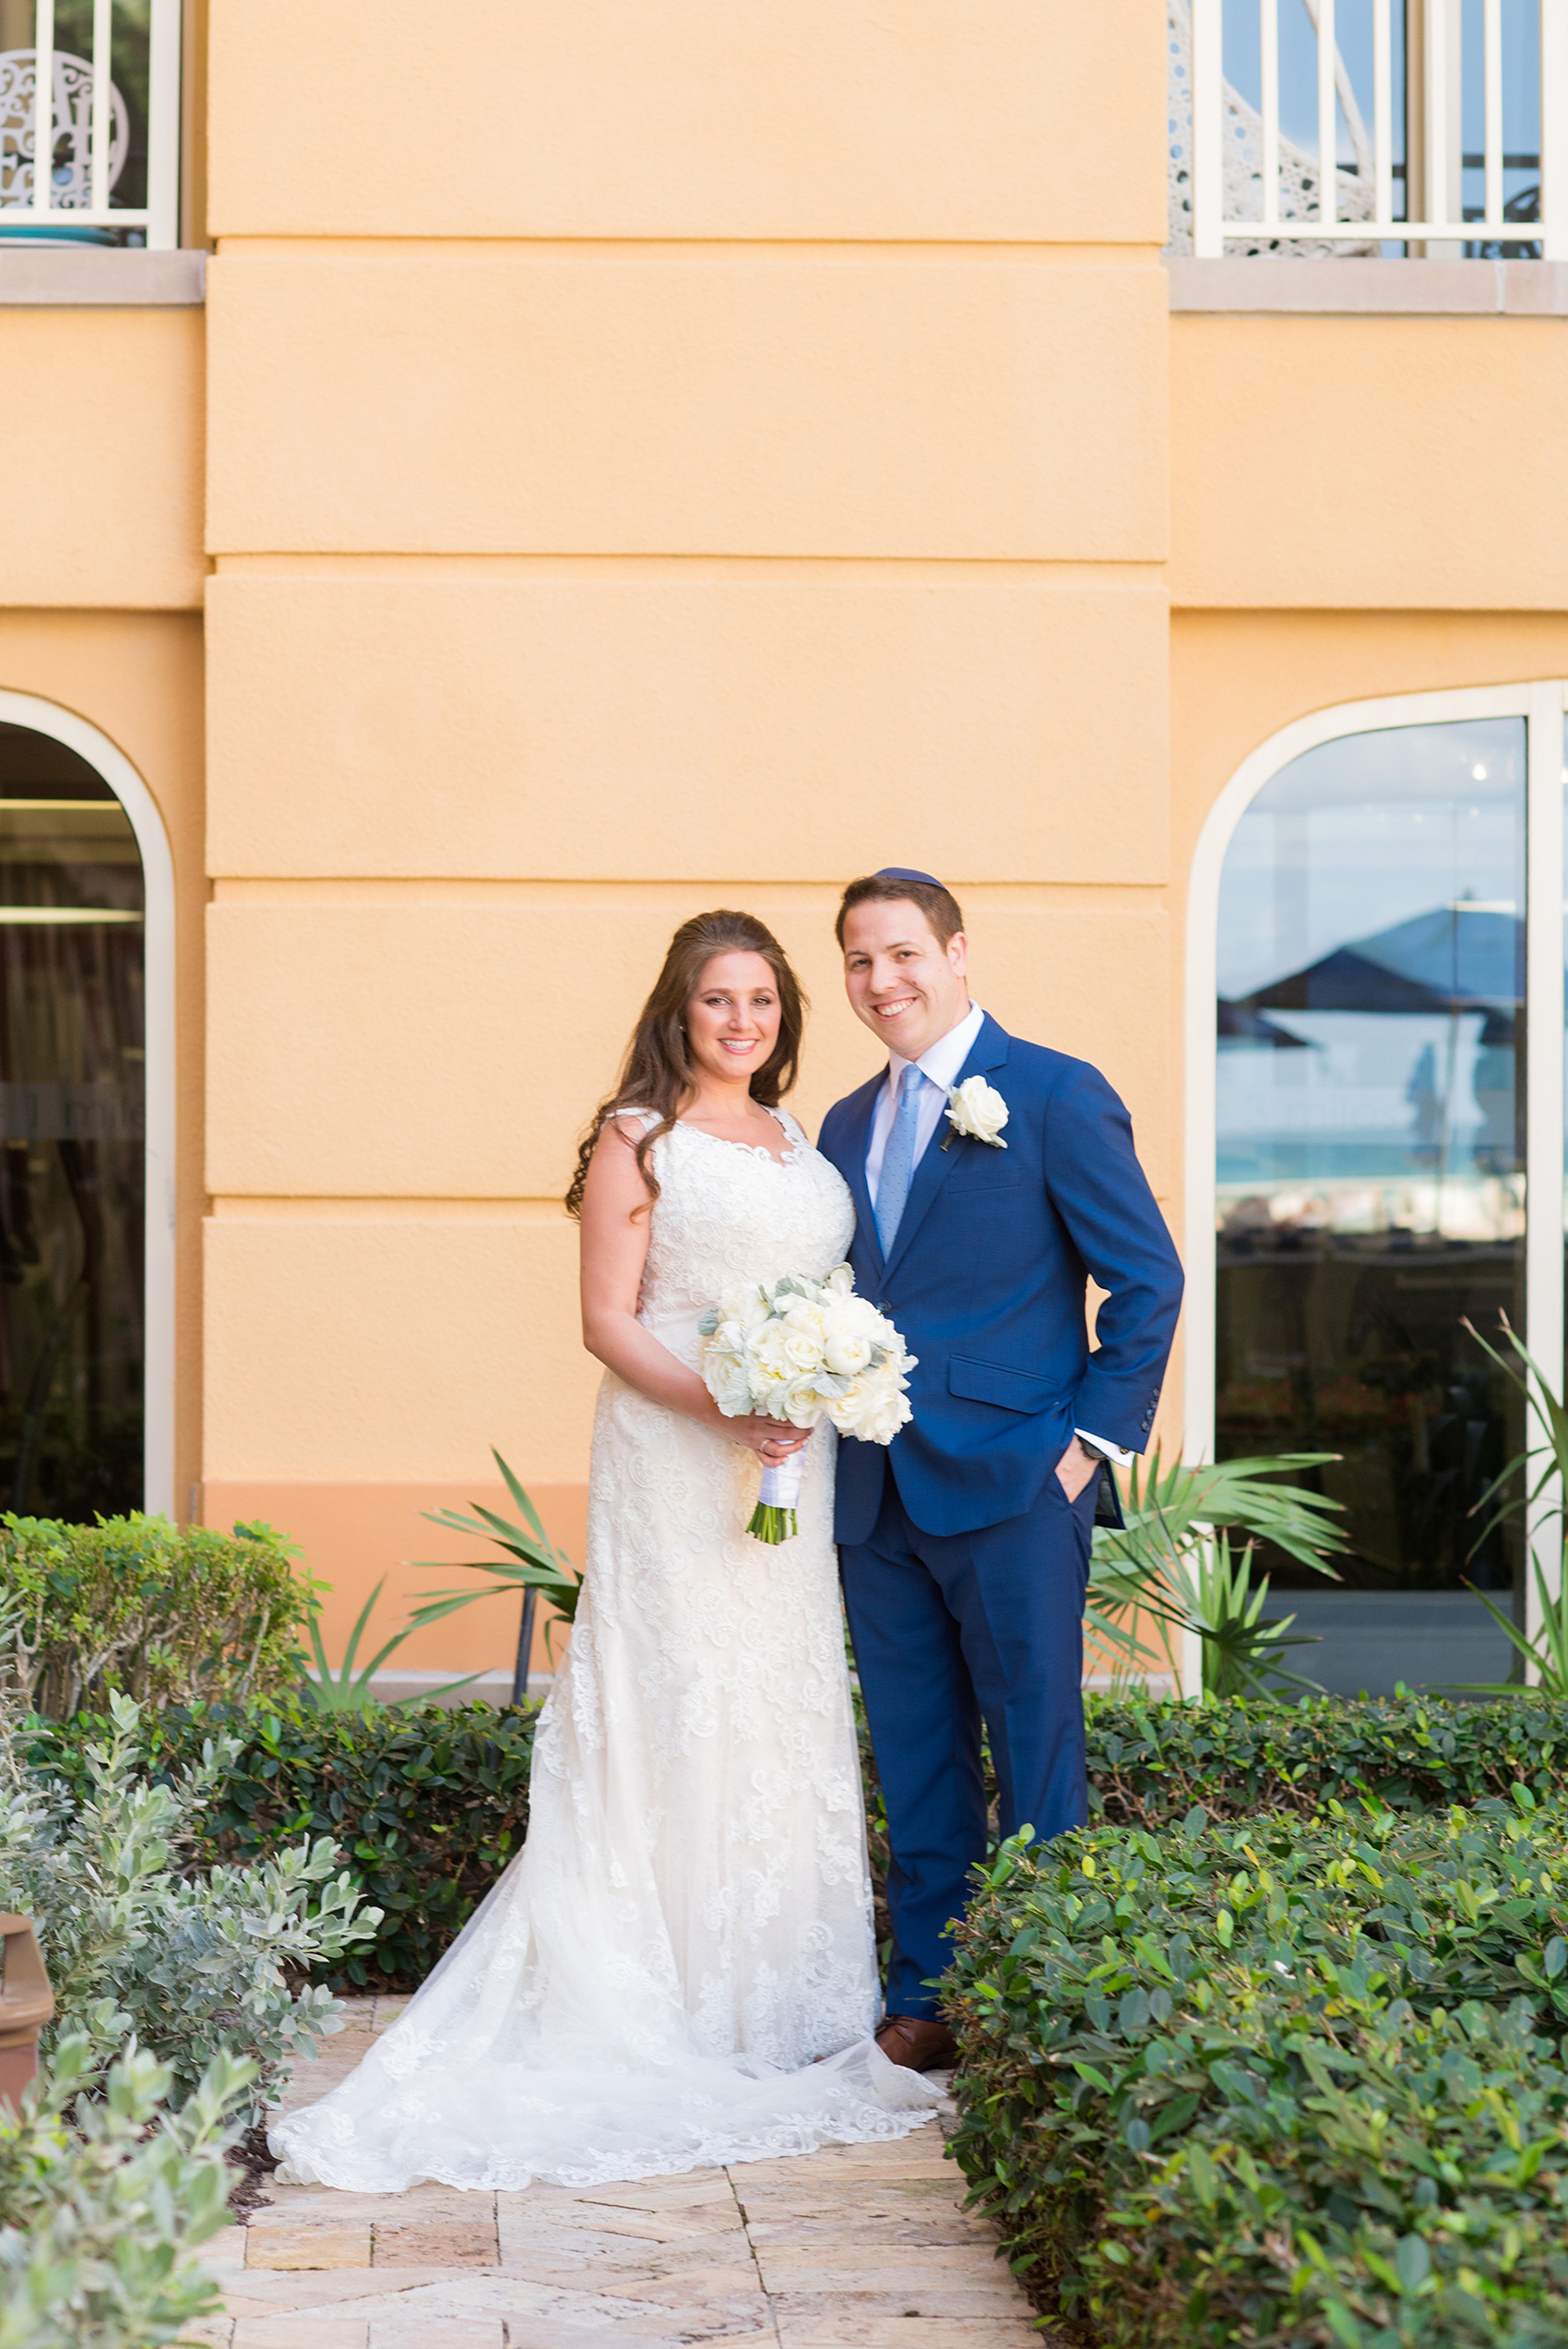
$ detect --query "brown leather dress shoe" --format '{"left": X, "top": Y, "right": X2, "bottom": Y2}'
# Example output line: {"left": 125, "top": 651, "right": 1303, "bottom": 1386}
{"left": 875, "top": 2014, "right": 957, "bottom": 2071}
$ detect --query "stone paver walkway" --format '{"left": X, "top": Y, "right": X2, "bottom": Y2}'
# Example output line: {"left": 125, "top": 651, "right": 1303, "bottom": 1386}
{"left": 195, "top": 1997, "right": 1049, "bottom": 2349}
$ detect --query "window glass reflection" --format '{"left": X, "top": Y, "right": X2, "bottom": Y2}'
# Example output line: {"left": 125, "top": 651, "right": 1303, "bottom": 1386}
{"left": 1217, "top": 718, "right": 1525, "bottom": 1683}
{"left": 0, "top": 722, "right": 143, "bottom": 1516}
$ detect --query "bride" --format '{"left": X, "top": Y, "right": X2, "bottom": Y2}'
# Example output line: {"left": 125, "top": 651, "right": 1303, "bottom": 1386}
{"left": 269, "top": 909, "right": 940, "bottom": 2192}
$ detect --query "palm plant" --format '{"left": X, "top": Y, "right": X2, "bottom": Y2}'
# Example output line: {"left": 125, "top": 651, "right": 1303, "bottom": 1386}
{"left": 1090, "top": 1449, "right": 1347, "bottom": 1699}
{"left": 294, "top": 1575, "right": 478, "bottom": 1713}
{"left": 1153, "top": 1528, "right": 1329, "bottom": 1699}
{"left": 409, "top": 1449, "right": 584, "bottom": 1705}
{"left": 1465, "top": 1312, "right": 1568, "bottom": 1544}
{"left": 1460, "top": 1555, "right": 1568, "bottom": 1698}
{"left": 404, "top": 1446, "right": 1345, "bottom": 1708}
{"left": 1455, "top": 1315, "right": 1568, "bottom": 1695}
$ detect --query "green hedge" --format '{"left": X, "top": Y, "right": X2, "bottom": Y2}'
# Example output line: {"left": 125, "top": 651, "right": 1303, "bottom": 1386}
{"left": 25, "top": 1699, "right": 538, "bottom": 1991}
{"left": 1082, "top": 1691, "right": 1568, "bottom": 1829}
{"left": 856, "top": 1692, "right": 1568, "bottom": 1953}
{"left": 946, "top": 1799, "right": 1568, "bottom": 2347}
{"left": 25, "top": 1687, "right": 1568, "bottom": 1997}
{"left": 0, "top": 1513, "right": 307, "bottom": 1718}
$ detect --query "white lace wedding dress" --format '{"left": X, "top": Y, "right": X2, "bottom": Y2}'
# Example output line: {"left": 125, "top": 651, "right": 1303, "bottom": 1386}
{"left": 269, "top": 1107, "right": 939, "bottom": 2192}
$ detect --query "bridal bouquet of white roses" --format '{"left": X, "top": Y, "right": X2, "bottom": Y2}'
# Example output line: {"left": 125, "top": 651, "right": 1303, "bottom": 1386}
{"left": 698, "top": 1265, "right": 916, "bottom": 1543}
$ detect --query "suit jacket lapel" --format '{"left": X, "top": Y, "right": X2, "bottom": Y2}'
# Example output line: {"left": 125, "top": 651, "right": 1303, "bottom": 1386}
{"left": 880, "top": 1014, "right": 1011, "bottom": 1286}
{"left": 838, "top": 1073, "right": 885, "bottom": 1274}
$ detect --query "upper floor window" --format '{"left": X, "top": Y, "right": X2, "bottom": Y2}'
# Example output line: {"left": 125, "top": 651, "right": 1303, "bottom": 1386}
{"left": 1170, "top": 0, "right": 1563, "bottom": 261}
{"left": 0, "top": 0, "right": 181, "bottom": 250}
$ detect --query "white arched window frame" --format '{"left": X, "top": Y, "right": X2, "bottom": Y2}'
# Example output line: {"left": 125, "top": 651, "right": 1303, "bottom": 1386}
{"left": 0, "top": 690, "right": 175, "bottom": 1520}
{"left": 1183, "top": 681, "right": 1568, "bottom": 1687}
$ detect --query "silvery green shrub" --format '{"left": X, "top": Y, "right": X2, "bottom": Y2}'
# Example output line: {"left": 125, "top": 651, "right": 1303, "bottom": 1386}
{"left": 0, "top": 2035, "right": 249, "bottom": 2349}
{"left": 0, "top": 1687, "right": 380, "bottom": 2126}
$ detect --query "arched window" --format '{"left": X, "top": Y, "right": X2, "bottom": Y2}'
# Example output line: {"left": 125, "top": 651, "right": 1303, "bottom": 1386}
{"left": 1188, "top": 686, "right": 1566, "bottom": 1695}
{"left": 0, "top": 695, "right": 172, "bottom": 1519}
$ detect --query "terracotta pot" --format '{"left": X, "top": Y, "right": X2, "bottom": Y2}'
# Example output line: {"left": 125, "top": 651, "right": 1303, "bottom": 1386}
{"left": 0, "top": 1914, "right": 53, "bottom": 2113}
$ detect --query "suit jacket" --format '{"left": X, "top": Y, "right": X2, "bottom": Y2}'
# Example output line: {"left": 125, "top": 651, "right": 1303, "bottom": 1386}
{"left": 817, "top": 1013, "right": 1183, "bottom": 1544}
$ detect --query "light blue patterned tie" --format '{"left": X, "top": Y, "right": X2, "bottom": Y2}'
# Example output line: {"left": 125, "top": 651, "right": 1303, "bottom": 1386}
{"left": 875, "top": 1065, "right": 925, "bottom": 1257}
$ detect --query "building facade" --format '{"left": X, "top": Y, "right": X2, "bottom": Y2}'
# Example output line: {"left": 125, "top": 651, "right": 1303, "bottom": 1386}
{"left": 2, "top": 0, "right": 1566, "bottom": 1692}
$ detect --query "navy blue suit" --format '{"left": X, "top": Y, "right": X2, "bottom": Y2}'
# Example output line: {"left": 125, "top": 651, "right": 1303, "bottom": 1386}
{"left": 817, "top": 1012, "right": 1182, "bottom": 2016}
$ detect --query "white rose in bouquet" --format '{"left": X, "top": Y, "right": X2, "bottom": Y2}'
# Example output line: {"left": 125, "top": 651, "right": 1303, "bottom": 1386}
{"left": 778, "top": 1372, "right": 838, "bottom": 1428}
{"left": 713, "top": 1280, "right": 771, "bottom": 1333}
{"left": 824, "top": 1327, "right": 873, "bottom": 1377}
{"left": 705, "top": 1348, "right": 758, "bottom": 1419}
{"left": 833, "top": 1374, "right": 913, "bottom": 1448}
{"left": 779, "top": 1299, "right": 827, "bottom": 1358}
{"left": 697, "top": 1264, "right": 916, "bottom": 1542}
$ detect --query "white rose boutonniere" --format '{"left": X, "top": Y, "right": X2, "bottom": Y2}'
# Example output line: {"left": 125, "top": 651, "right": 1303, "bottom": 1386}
{"left": 943, "top": 1075, "right": 1009, "bottom": 1151}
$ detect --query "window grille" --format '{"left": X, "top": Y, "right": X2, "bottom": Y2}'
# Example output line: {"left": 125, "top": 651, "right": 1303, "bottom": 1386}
{"left": 1179, "top": 0, "right": 1568, "bottom": 260}
{"left": 0, "top": 0, "right": 181, "bottom": 250}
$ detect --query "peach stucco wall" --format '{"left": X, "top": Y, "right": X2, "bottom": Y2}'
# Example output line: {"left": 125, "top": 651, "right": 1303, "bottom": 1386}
{"left": 1171, "top": 315, "right": 1568, "bottom": 610}
{"left": 197, "top": 0, "right": 1177, "bottom": 1669}
{"left": 0, "top": 311, "right": 205, "bottom": 609}
{"left": 204, "top": 3, "right": 1168, "bottom": 244}
{"left": 8, "top": 5, "right": 1568, "bottom": 1677}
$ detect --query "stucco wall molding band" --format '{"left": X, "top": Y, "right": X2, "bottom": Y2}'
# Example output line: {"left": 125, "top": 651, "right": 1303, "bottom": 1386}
{"left": 0, "top": 250, "right": 206, "bottom": 306}
{"left": 1169, "top": 256, "right": 1568, "bottom": 316}
{"left": 205, "top": 253, "right": 1168, "bottom": 559}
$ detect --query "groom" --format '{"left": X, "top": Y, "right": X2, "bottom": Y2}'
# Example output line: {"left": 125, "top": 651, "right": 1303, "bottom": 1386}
{"left": 819, "top": 869, "right": 1183, "bottom": 2069}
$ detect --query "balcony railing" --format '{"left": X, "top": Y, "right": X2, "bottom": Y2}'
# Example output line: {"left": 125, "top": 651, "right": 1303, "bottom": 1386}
{"left": 0, "top": 0, "right": 182, "bottom": 249}
{"left": 1178, "top": 0, "right": 1568, "bottom": 260}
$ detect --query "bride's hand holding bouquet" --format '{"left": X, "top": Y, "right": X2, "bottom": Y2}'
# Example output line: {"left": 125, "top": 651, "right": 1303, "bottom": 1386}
{"left": 700, "top": 1265, "right": 916, "bottom": 1541}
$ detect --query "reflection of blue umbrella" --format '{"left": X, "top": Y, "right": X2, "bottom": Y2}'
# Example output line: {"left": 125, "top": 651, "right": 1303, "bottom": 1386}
{"left": 1236, "top": 904, "right": 1522, "bottom": 1188}
{"left": 1218, "top": 999, "right": 1312, "bottom": 1046}
{"left": 1242, "top": 906, "right": 1522, "bottom": 1017}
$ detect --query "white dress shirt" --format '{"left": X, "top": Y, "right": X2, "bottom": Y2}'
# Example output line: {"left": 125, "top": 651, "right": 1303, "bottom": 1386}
{"left": 865, "top": 1000, "right": 987, "bottom": 1203}
{"left": 863, "top": 1000, "right": 1132, "bottom": 1470}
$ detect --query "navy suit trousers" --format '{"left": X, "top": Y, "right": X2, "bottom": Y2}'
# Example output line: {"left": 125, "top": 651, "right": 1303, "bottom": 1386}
{"left": 840, "top": 1458, "right": 1096, "bottom": 2019}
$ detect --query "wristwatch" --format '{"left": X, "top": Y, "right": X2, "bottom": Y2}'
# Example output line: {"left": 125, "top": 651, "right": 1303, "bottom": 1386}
{"left": 1074, "top": 1436, "right": 1112, "bottom": 1465}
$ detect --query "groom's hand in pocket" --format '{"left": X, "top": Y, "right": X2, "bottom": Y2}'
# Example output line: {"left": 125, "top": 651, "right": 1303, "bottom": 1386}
{"left": 1053, "top": 1436, "right": 1099, "bottom": 1504}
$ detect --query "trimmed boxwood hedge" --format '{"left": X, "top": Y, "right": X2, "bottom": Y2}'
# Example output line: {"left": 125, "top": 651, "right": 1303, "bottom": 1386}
{"left": 23, "top": 1687, "right": 1568, "bottom": 1994}
{"left": 945, "top": 1800, "right": 1568, "bottom": 2347}
{"left": 1081, "top": 1691, "right": 1568, "bottom": 1830}
{"left": 857, "top": 1691, "right": 1568, "bottom": 1953}
{"left": 0, "top": 1513, "right": 307, "bottom": 1718}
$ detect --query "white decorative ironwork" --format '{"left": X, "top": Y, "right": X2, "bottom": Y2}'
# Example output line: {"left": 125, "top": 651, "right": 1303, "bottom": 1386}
{"left": 1169, "top": 0, "right": 1377, "bottom": 256}
{"left": 0, "top": 1, "right": 181, "bottom": 249}
{"left": 0, "top": 49, "right": 127, "bottom": 211}
{"left": 1181, "top": 0, "right": 1568, "bottom": 261}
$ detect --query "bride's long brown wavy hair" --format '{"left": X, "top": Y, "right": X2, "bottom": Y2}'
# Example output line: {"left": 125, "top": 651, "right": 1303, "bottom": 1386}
{"left": 565, "top": 910, "right": 807, "bottom": 1218}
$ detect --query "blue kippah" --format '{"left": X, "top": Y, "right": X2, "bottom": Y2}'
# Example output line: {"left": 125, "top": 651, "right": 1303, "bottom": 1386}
{"left": 873, "top": 865, "right": 944, "bottom": 889}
